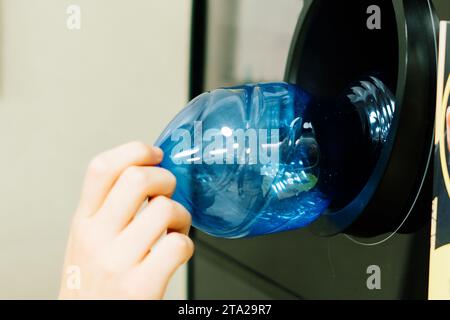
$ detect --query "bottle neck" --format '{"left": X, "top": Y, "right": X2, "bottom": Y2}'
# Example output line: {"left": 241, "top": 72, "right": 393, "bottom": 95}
{"left": 345, "top": 77, "right": 396, "bottom": 151}
{"left": 309, "top": 77, "right": 396, "bottom": 210}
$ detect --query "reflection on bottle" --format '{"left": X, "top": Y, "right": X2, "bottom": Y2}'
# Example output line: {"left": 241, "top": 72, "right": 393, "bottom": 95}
{"left": 156, "top": 78, "right": 396, "bottom": 238}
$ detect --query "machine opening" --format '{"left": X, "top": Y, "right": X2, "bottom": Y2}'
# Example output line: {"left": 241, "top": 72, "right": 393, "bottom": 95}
{"left": 286, "top": 0, "right": 403, "bottom": 235}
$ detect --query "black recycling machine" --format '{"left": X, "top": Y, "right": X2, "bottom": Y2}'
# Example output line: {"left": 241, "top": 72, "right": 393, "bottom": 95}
{"left": 187, "top": 0, "right": 450, "bottom": 299}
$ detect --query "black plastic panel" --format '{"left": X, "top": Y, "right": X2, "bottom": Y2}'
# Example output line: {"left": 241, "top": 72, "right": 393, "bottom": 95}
{"left": 190, "top": 0, "right": 440, "bottom": 300}
{"left": 194, "top": 224, "right": 430, "bottom": 299}
{"left": 192, "top": 242, "right": 298, "bottom": 299}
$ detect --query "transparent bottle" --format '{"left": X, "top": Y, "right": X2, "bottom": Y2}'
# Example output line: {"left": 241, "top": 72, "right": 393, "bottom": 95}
{"left": 155, "top": 77, "right": 396, "bottom": 239}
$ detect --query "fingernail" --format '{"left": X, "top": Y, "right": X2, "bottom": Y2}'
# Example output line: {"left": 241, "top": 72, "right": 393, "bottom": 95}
{"left": 153, "top": 146, "right": 164, "bottom": 161}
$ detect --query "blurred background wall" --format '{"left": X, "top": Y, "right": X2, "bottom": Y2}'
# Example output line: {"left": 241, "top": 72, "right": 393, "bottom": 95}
{"left": 0, "top": 0, "right": 191, "bottom": 299}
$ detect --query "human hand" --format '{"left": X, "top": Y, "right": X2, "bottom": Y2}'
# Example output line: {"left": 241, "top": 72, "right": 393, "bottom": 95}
{"left": 59, "top": 142, "right": 194, "bottom": 300}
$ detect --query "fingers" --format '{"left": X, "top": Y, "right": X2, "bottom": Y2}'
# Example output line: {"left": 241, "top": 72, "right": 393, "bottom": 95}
{"left": 446, "top": 107, "right": 450, "bottom": 152}
{"left": 115, "top": 196, "right": 192, "bottom": 264}
{"left": 77, "top": 142, "right": 163, "bottom": 217}
{"left": 95, "top": 167, "right": 177, "bottom": 232}
{"left": 131, "top": 232, "right": 194, "bottom": 298}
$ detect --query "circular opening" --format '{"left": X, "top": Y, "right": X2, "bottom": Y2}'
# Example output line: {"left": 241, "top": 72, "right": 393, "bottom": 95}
{"left": 286, "top": 0, "right": 437, "bottom": 237}
{"left": 286, "top": 0, "right": 399, "bottom": 99}
{"left": 286, "top": 0, "right": 403, "bottom": 234}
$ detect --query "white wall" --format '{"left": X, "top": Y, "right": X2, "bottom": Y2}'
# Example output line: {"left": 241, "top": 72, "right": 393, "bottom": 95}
{"left": 0, "top": 0, "right": 191, "bottom": 299}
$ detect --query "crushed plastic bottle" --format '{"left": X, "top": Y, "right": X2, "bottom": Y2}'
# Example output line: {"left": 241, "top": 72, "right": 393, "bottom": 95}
{"left": 155, "top": 77, "right": 396, "bottom": 239}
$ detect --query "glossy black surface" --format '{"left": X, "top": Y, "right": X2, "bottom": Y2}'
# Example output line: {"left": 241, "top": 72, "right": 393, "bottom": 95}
{"left": 190, "top": 0, "right": 440, "bottom": 299}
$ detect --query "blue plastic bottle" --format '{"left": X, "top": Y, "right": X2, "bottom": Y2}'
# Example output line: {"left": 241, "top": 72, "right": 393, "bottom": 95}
{"left": 155, "top": 77, "right": 396, "bottom": 238}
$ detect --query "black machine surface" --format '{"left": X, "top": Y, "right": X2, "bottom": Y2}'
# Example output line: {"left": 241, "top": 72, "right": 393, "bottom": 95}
{"left": 189, "top": 0, "right": 450, "bottom": 299}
